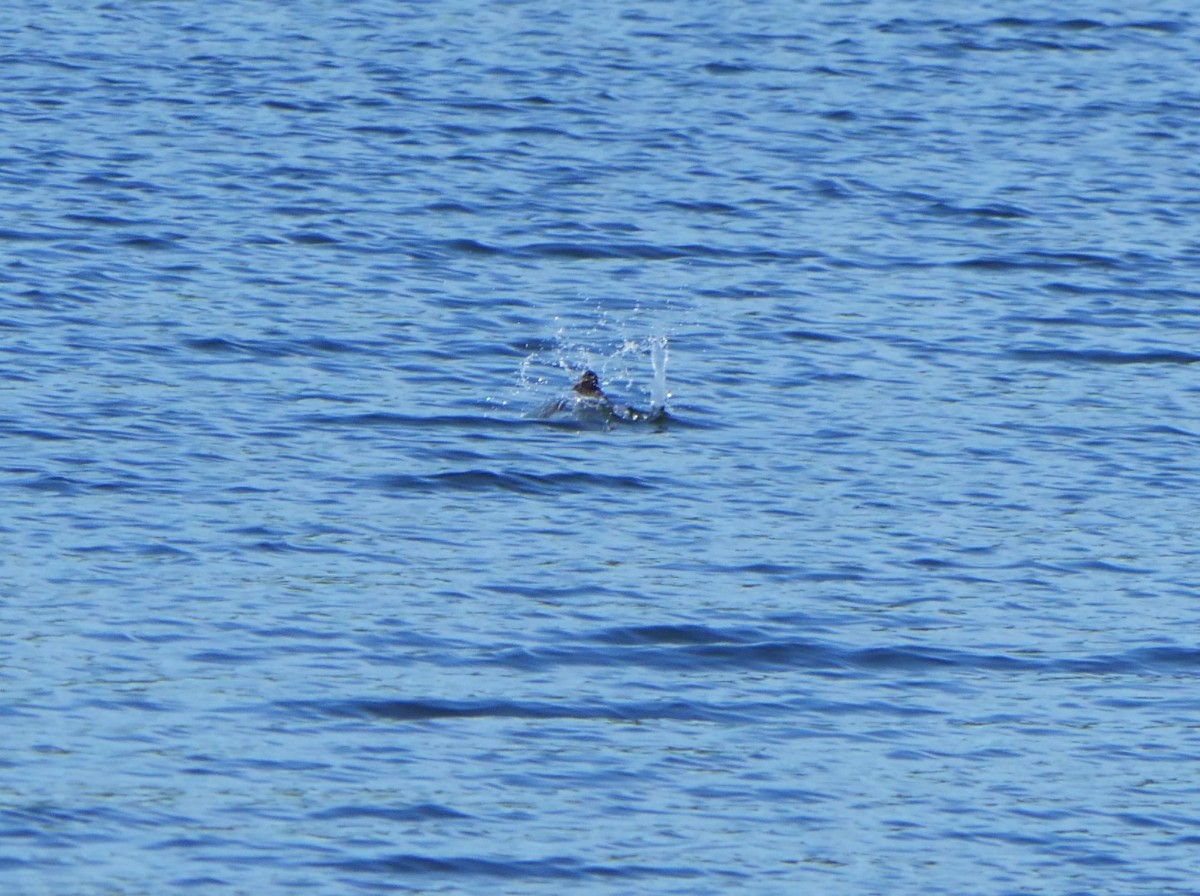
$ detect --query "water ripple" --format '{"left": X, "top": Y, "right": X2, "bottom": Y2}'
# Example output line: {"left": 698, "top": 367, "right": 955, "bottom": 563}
{"left": 283, "top": 697, "right": 754, "bottom": 725}
{"left": 312, "top": 853, "right": 706, "bottom": 881}
{"left": 1009, "top": 348, "right": 1200, "bottom": 366}
{"left": 375, "top": 469, "right": 657, "bottom": 496}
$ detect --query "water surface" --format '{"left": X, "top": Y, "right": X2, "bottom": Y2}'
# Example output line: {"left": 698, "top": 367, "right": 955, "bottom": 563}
{"left": 3, "top": 1, "right": 1200, "bottom": 893}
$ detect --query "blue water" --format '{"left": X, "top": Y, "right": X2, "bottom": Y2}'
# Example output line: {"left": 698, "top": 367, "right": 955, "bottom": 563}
{"left": 4, "top": 1, "right": 1200, "bottom": 893}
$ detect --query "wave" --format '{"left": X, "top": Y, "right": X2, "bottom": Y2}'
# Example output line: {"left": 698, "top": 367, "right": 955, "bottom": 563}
{"left": 466, "top": 624, "right": 1200, "bottom": 678}
{"left": 374, "top": 469, "right": 656, "bottom": 496}
{"left": 310, "top": 852, "right": 703, "bottom": 881}
{"left": 1009, "top": 348, "right": 1200, "bottom": 365}
{"left": 432, "top": 237, "right": 819, "bottom": 263}
{"left": 297, "top": 411, "right": 519, "bottom": 431}
{"left": 310, "top": 803, "right": 471, "bottom": 822}
{"left": 182, "top": 336, "right": 381, "bottom": 358}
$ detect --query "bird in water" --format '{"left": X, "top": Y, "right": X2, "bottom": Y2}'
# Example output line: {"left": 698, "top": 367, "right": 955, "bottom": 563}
{"left": 539, "top": 369, "right": 663, "bottom": 423}
{"left": 572, "top": 369, "right": 607, "bottom": 401}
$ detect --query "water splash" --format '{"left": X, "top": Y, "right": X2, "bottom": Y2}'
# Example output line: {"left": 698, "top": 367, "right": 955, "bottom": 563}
{"left": 649, "top": 336, "right": 669, "bottom": 414}
{"left": 517, "top": 329, "right": 671, "bottom": 423}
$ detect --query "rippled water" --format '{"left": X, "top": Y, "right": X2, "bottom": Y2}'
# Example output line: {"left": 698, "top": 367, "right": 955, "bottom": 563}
{"left": 4, "top": 2, "right": 1200, "bottom": 893}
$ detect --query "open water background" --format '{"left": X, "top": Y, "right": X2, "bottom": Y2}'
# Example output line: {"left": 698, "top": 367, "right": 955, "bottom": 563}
{"left": 4, "top": 1, "right": 1200, "bottom": 893}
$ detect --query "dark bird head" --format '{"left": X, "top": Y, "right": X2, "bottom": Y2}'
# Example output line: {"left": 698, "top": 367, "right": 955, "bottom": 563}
{"left": 573, "top": 370, "right": 604, "bottom": 397}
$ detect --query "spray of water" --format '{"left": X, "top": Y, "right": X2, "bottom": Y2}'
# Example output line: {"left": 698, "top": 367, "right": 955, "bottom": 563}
{"left": 517, "top": 327, "right": 671, "bottom": 422}
{"left": 649, "top": 335, "right": 669, "bottom": 414}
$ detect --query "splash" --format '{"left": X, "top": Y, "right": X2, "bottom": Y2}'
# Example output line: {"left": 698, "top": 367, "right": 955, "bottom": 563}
{"left": 649, "top": 335, "right": 669, "bottom": 415}
{"left": 517, "top": 329, "right": 671, "bottom": 423}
